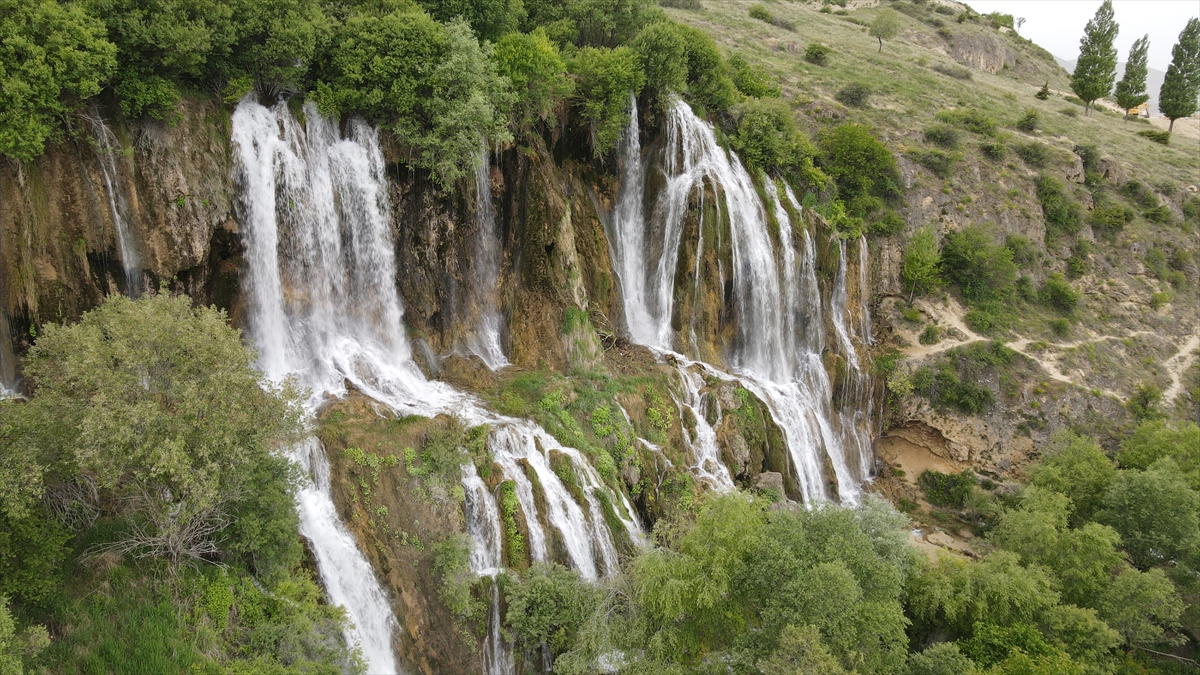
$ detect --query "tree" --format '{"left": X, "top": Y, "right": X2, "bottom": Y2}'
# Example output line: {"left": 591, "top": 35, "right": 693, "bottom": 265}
{"left": 1116, "top": 419, "right": 1200, "bottom": 490}
{"left": 1026, "top": 430, "right": 1116, "bottom": 525}
{"left": 0, "top": 598, "right": 48, "bottom": 675}
{"left": 0, "top": 0, "right": 116, "bottom": 161}
{"left": 1098, "top": 566, "right": 1184, "bottom": 647}
{"left": 818, "top": 123, "right": 900, "bottom": 203}
{"left": 1159, "top": 18, "right": 1200, "bottom": 132}
{"left": 631, "top": 21, "right": 688, "bottom": 111}
{"left": 869, "top": 8, "right": 899, "bottom": 52}
{"left": 12, "top": 292, "right": 302, "bottom": 568}
{"left": 1070, "top": 0, "right": 1119, "bottom": 115}
{"left": 495, "top": 28, "right": 575, "bottom": 132}
{"left": 908, "top": 642, "right": 978, "bottom": 675}
{"left": 758, "top": 624, "right": 847, "bottom": 675}
{"left": 939, "top": 225, "right": 1017, "bottom": 303}
{"left": 1035, "top": 82, "right": 1050, "bottom": 100}
{"left": 1114, "top": 35, "right": 1150, "bottom": 122}
{"left": 730, "top": 97, "right": 825, "bottom": 188}
{"left": 571, "top": 46, "right": 645, "bottom": 156}
{"left": 1015, "top": 17, "right": 1025, "bottom": 35}
{"left": 1098, "top": 458, "right": 1200, "bottom": 569}
{"left": 902, "top": 227, "right": 940, "bottom": 301}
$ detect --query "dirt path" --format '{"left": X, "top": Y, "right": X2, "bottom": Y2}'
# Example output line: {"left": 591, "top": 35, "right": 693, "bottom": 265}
{"left": 1163, "top": 333, "right": 1200, "bottom": 403}
{"left": 897, "top": 299, "right": 1176, "bottom": 399}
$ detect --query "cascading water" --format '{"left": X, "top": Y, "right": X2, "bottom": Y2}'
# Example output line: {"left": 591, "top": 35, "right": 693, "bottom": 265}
{"left": 609, "top": 98, "right": 874, "bottom": 502}
{"left": 231, "top": 98, "right": 644, "bottom": 674}
{"left": 89, "top": 113, "right": 143, "bottom": 296}
{"left": 461, "top": 462, "right": 514, "bottom": 675}
{"left": 0, "top": 309, "right": 19, "bottom": 397}
{"left": 465, "top": 146, "right": 509, "bottom": 370}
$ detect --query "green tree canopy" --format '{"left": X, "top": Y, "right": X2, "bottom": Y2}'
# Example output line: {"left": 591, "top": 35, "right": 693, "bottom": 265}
{"left": 0, "top": 0, "right": 116, "bottom": 161}
{"left": 1116, "top": 419, "right": 1200, "bottom": 489}
{"left": 570, "top": 45, "right": 645, "bottom": 156}
{"left": 730, "top": 98, "right": 826, "bottom": 189}
{"left": 5, "top": 292, "right": 302, "bottom": 570}
{"left": 494, "top": 28, "right": 574, "bottom": 132}
{"left": 901, "top": 227, "right": 940, "bottom": 300}
{"left": 1069, "top": 0, "right": 1119, "bottom": 115}
{"left": 939, "top": 225, "right": 1017, "bottom": 304}
{"left": 1114, "top": 34, "right": 1150, "bottom": 120}
{"left": 818, "top": 123, "right": 900, "bottom": 204}
{"left": 1159, "top": 17, "right": 1200, "bottom": 132}
{"left": 869, "top": 8, "right": 899, "bottom": 53}
{"left": 1098, "top": 458, "right": 1200, "bottom": 569}
{"left": 1026, "top": 429, "right": 1116, "bottom": 525}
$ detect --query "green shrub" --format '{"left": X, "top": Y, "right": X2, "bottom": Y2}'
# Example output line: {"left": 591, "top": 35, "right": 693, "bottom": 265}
{"left": 1015, "top": 108, "right": 1039, "bottom": 132}
{"left": 571, "top": 46, "right": 646, "bottom": 156}
{"left": 1040, "top": 272, "right": 1079, "bottom": 312}
{"left": 901, "top": 227, "right": 941, "bottom": 299}
{"left": 835, "top": 82, "right": 872, "bottom": 108}
{"left": 805, "top": 42, "right": 832, "bottom": 65}
{"left": 1089, "top": 204, "right": 1126, "bottom": 236}
{"left": 0, "top": 0, "right": 116, "bottom": 160}
{"left": 924, "top": 123, "right": 960, "bottom": 148}
{"left": 1143, "top": 204, "right": 1173, "bottom": 224}
{"left": 940, "top": 225, "right": 1017, "bottom": 303}
{"left": 496, "top": 29, "right": 575, "bottom": 131}
{"left": 1121, "top": 180, "right": 1158, "bottom": 208}
{"left": 918, "top": 469, "right": 977, "bottom": 508}
{"left": 674, "top": 24, "right": 739, "bottom": 114}
{"left": 964, "top": 307, "right": 1000, "bottom": 334}
{"left": 818, "top": 123, "right": 901, "bottom": 203}
{"left": 1150, "top": 290, "right": 1173, "bottom": 309}
{"left": 1059, "top": 107, "right": 1078, "bottom": 118}
{"left": 731, "top": 98, "right": 825, "bottom": 187}
{"left": 748, "top": 4, "right": 794, "bottom": 30}
{"left": 1014, "top": 142, "right": 1051, "bottom": 168}
{"left": 1004, "top": 234, "right": 1038, "bottom": 267}
{"left": 931, "top": 63, "right": 972, "bottom": 79}
{"left": 1136, "top": 129, "right": 1170, "bottom": 145}
{"left": 936, "top": 108, "right": 997, "bottom": 135}
{"left": 869, "top": 210, "right": 906, "bottom": 236}
{"left": 1049, "top": 318, "right": 1070, "bottom": 337}
{"left": 919, "top": 325, "right": 941, "bottom": 345}
{"left": 316, "top": 13, "right": 510, "bottom": 188}
{"left": 522, "top": 0, "right": 656, "bottom": 48}
{"left": 1182, "top": 196, "right": 1200, "bottom": 223}
{"left": 631, "top": 22, "right": 688, "bottom": 108}
{"left": 979, "top": 140, "right": 1006, "bottom": 160}
{"left": 659, "top": 0, "right": 702, "bottom": 8}
{"left": 728, "top": 54, "right": 779, "bottom": 98}
{"left": 910, "top": 149, "right": 957, "bottom": 178}
{"left": 1035, "top": 82, "right": 1050, "bottom": 100}
{"left": 1036, "top": 175, "right": 1082, "bottom": 239}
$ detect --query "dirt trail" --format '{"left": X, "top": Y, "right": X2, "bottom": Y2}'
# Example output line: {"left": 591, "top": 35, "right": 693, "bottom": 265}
{"left": 1163, "top": 333, "right": 1200, "bottom": 403}
{"left": 897, "top": 300, "right": 1176, "bottom": 399}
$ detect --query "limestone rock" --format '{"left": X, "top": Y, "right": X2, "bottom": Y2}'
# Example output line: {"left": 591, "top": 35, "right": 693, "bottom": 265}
{"left": 754, "top": 471, "right": 785, "bottom": 494}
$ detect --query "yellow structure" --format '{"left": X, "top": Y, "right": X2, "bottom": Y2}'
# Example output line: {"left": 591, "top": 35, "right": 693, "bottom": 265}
{"left": 1127, "top": 103, "right": 1150, "bottom": 118}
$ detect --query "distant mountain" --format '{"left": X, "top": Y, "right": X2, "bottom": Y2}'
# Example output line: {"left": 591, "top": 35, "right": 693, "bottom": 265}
{"left": 1055, "top": 56, "right": 1167, "bottom": 115}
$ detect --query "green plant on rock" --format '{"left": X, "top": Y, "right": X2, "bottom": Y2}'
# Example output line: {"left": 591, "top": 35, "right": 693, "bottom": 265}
{"left": 499, "top": 480, "right": 527, "bottom": 563}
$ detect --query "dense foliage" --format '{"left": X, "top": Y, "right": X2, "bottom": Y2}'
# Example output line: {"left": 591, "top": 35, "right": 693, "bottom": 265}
{"left": 0, "top": 293, "right": 358, "bottom": 673}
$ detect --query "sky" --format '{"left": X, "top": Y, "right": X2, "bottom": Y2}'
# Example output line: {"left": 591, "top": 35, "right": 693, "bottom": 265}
{"left": 964, "top": 1, "right": 1198, "bottom": 71}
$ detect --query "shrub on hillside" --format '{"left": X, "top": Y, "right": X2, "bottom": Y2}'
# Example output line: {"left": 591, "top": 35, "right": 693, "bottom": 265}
{"left": 631, "top": 22, "right": 688, "bottom": 109}
{"left": 1014, "top": 142, "right": 1052, "bottom": 168}
{"left": 496, "top": 29, "right": 575, "bottom": 131}
{"left": 674, "top": 24, "right": 740, "bottom": 114}
{"left": 835, "top": 83, "right": 872, "bottom": 108}
{"left": 728, "top": 54, "right": 779, "bottom": 98}
{"left": 909, "top": 149, "right": 957, "bottom": 178}
{"left": 918, "top": 470, "right": 977, "bottom": 508}
{"left": 979, "top": 140, "right": 1007, "bottom": 161}
{"left": 936, "top": 108, "right": 997, "bottom": 135}
{"left": 731, "top": 98, "right": 826, "bottom": 187}
{"left": 818, "top": 123, "right": 901, "bottom": 204}
{"left": 940, "top": 225, "right": 1018, "bottom": 303}
{"left": 924, "top": 123, "right": 960, "bottom": 148}
{"left": 1004, "top": 234, "right": 1038, "bottom": 267}
{"left": 805, "top": 42, "right": 832, "bottom": 66}
{"left": 659, "top": 0, "right": 702, "bottom": 9}
{"left": 931, "top": 63, "right": 972, "bottom": 80}
{"left": 870, "top": 210, "right": 906, "bottom": 236}
{"left": 1016, "top": 108, "right": 1039, "bottom": 132}
{"left": 749, "top": 4, "right": 794, "bottom": 30}
{"left": 1036, "top": 175, "right": 1083, "bottom": 239}
{"left": 1136, "top": 129, "right": 1170, "bottom": 145}
{"left": 1040, "top": 272, "right": 1079, "bottom": 312}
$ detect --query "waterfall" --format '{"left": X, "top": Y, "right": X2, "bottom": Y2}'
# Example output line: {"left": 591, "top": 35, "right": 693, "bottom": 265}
{"left": 608, "top": 98, "right": 874, "bottom": 503}
{"left": 0, "top": 309, "right": 19, "bottom": 397}
{"left": 831, "top": 243, "right": 860, "bottom": 371}
{"left": 465, "top": 146, "right": 509, "bottom": 370}
{"left": 89, "top": 114, "right": 143, "bottom": 297}
{"left": 671, "top": 358, "right": 735, "bottom": 491}
{"left": 231, "top": 98, "right": 644, "bottom": 674}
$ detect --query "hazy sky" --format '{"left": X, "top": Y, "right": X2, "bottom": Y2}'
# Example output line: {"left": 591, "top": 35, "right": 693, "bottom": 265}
{"left": 964, "top": 1, "right": 1198, "bottom": 71}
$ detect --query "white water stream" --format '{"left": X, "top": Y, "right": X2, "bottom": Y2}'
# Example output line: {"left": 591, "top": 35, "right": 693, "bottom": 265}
{"left": 608, "top": 98, "right": 873, "bottom": 503}
{"left": 89, "top": 114, "right": 143, "bottom": 297}
{"left": 465, "top": 146, "right": 509, "bottom": 370}
{"left": 232, "top": 98, "right": 644, "bottom": 674}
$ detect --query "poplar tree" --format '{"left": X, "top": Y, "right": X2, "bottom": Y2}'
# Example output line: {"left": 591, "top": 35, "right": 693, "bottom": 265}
{"left": 1159, "top": 18, "right": 1200, "bottom": 132}
{"left": 1070, "top": 0, "right": 1119, "bottom": 116}
{"left": 1114, "top": 35, "right": 1149, "bottom": 122}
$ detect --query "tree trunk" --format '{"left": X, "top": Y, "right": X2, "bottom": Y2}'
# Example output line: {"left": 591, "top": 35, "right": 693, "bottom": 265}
{"left": 1169, "top": 117, "right": 1176, "bottom": 132}
{"left": 878, "top": 37, "right": 883, "bottom": 52}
